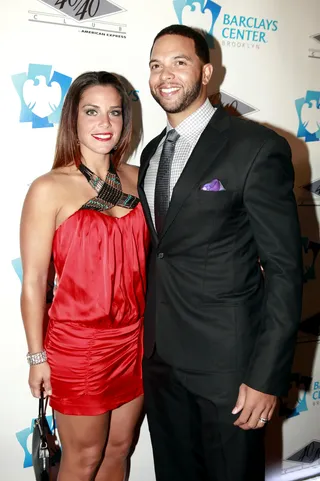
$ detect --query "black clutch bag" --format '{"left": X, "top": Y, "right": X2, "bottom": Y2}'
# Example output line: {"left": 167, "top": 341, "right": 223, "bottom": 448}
{"left": 32, "top": 392, "right": 61, "bottom": 481}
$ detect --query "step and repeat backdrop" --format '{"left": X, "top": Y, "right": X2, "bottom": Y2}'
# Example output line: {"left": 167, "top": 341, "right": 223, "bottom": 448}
{"left": 0, "top": 0, "right": 319, "bottom": 480}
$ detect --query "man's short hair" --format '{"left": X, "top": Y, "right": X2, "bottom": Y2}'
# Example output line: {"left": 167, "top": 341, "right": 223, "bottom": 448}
{"left": 151, "top": 24, "right": 210, "bottom": 65}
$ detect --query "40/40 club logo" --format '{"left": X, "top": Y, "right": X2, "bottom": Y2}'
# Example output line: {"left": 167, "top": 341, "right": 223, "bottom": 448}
{"left": 12, "top": 63, "right": 72, "bottom": 129}
{"left": 29, "top": 0, "right": 126, "bottom": 38}
{"left": 41, "top": 0, "right": 120, "bottom": 21}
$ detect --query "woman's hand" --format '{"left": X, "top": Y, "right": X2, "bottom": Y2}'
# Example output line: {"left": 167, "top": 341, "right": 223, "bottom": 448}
{"left": 29, "top": 362, "right": 52, "bottom": 398}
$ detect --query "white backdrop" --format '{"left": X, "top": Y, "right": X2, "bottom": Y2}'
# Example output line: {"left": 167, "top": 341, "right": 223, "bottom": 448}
{"left": 0, "top": 1, "right": 319, "bottom": 480}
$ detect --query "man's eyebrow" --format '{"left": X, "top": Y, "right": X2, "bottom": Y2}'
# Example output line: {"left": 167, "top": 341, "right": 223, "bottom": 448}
{"left": 149, "top": 54, "right": 192, "bottom": 66}
{"left": 173, "top": 54, "right": 192, "bottom": 61}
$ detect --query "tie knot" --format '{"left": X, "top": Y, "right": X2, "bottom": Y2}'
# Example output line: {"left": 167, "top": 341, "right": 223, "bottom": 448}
{"left": 166, "top": 129, "right": 180, "bottom": 143}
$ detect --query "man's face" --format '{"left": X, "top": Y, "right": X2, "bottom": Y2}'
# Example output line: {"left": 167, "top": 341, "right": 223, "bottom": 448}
{"left": 149, "top": 34, "right": 206, "bottom": 114}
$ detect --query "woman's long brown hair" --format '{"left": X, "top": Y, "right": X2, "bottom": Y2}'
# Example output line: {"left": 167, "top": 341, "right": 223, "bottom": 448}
{"left": 52, "top": 71, "right": 132, "bottom": 170}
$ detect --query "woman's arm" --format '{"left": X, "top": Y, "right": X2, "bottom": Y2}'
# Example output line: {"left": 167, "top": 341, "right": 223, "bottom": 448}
{"left": 20, "top": 175, "right": 58, "bottom": 397}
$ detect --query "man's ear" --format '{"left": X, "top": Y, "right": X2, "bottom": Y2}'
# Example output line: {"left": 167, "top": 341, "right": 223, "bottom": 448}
{"left": 202, "top": 63, "right": 213, "bottom": 85}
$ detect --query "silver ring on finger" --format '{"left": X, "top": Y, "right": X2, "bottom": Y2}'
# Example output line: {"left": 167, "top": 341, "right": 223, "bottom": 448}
{"left": 259, "top": 417, "right": 268, "bottom": 424}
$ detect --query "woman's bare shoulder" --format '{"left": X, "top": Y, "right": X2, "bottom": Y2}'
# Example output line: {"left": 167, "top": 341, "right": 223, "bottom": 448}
{"left": 26, "top": 166, "right": 78, "bottom": 203}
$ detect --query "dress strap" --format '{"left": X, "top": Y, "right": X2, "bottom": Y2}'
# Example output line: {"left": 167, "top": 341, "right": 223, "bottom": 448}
{"left": 78, "top": 162, "right": 140, "bottom": 211}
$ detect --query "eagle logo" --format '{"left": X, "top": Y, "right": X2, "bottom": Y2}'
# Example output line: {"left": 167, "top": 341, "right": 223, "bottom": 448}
{"left": 12, "top": 64, "right": 72, "bottom": 128}
{"left": 16, "top": 415, "right": 54, "bottom": 468}
{"left": 22, "top": 75, "right": 62, "bottom": 119}
{"left": 173, "top": 0, "right": 222, "bottom": 47}
{"left": 296, "top": 90, "right": 320, "bottom": 142}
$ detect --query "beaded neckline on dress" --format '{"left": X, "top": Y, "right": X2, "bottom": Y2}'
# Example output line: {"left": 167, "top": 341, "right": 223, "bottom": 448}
{"left": 78, "top": 161, "right": 140, "bottom": 212}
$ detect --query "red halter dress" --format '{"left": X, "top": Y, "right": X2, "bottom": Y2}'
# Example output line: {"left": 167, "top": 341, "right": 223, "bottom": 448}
{"left": 44, "top": 163, "right": 150, "bottom": 415}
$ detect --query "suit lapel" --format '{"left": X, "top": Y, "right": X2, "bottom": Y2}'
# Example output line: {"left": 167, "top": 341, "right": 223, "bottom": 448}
{"left": 160, "top": 107, "right": 230, "bottom": 239}
{"left": 138, "top": 129, "right": 165, "bottom": 185}
{"left": 138, "top": 129, "right": 166, "bottom": 245}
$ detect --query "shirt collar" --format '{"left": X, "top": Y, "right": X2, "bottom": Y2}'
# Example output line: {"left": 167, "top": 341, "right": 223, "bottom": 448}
{"left": 166, "top": 98, "right": 216, "bottom": 142}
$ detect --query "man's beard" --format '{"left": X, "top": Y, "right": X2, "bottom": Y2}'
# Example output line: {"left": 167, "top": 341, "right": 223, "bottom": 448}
{"left": 151, "top": 76, "right": 202, "bottom": 114}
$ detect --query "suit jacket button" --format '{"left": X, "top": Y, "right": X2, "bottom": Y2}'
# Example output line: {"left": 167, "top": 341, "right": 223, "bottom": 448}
{"left": 157, "top": 253, "right": 164, "bottom": 259}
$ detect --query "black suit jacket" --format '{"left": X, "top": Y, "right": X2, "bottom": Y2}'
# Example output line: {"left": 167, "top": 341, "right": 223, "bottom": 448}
{"left": 138, "top": 106, "right": 303, "bottom": 397}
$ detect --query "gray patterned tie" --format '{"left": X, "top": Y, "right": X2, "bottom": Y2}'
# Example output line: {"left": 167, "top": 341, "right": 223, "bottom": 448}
{"left": 154, "top": 129, "right": 180, "bottom": 235}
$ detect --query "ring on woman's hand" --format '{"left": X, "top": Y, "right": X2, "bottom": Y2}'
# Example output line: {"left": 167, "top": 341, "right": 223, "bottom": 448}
{"left": 259, "top": 417, "right": 268, "bottom": 424}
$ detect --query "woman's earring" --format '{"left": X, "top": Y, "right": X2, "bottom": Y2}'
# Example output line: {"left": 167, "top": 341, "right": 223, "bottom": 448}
{"left": 113, "top": 144, "right": 118, "bottom": 151}
{"left": 77, "top": 139, "right": 80, "bottom": 145}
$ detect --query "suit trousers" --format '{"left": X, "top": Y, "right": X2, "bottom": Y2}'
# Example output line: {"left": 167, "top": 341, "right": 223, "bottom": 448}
{"left": 143, "top": 350, "right": 266, "bottom": 481}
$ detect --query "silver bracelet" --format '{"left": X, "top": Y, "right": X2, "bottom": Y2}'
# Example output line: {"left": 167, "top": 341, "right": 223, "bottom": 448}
{"left": 27, "top": 350, "right": 47, "bottom": 366}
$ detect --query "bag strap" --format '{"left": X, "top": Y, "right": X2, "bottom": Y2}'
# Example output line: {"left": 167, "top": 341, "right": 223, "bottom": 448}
{"left": 38, "top": 391, "right": 57, "bottom": 438}
{"left": 52, "top": 408, "right": 57, "bottom": 437}
{"left": 38, "top": 391, "right": 48, "bottom": 436}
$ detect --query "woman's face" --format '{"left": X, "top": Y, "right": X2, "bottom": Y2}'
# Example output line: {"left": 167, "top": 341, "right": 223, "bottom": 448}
{"left": 77, "top": 84, "right": 123, "bottom": 158}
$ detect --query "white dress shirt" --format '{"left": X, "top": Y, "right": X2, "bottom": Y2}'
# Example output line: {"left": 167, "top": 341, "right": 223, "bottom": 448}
{"left": 144, "top": 98, "right": 216, "bottom": 225}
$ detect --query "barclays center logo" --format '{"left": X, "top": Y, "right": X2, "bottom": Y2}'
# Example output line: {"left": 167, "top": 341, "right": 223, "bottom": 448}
{"left": 11, "top": 64, "right": 72, "bottom": 129}
{"left": 12, "top": 258, "right": 23, "bottom": 283}
{"left": 287, "top": 390, "right": 309, "bottom": 418}
{"left": 279, "top": 373, "right": 312, "bottom": 419}
{"left": 296, "top": 90, "right": 320, "bottom": 143}
{"left": 173, "top": 0, "right": 222, "bottom": 47}
{"left": 12, "top": 257, "right": 55, "bottom": 303}
{"left": 173, "top": 0, "right": 278, "bottom": 50}
{"left": 16, "top": 414, "right": 55, "bottom": 469}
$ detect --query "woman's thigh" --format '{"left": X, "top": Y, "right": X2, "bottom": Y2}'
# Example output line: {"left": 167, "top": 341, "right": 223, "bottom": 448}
{"left": 106, "top": 395, "right": 144, "bottom": 453}
{"left": 56, "top": 411, "right": 110, "bottom": 456}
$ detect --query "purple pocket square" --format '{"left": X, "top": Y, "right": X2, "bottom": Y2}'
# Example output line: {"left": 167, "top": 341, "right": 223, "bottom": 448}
{"left": 201, "top": 179, "right": 226, "bottom": 191}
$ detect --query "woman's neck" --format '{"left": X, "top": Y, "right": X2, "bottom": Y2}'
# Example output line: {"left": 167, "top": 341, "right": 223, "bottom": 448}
{"left": 80, "top": 152, "right": 111, "bottom": 179}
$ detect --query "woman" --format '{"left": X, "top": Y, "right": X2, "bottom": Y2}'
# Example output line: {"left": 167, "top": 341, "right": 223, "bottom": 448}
{"left": 20, "top": 71, "right": 149, "bottom": 481}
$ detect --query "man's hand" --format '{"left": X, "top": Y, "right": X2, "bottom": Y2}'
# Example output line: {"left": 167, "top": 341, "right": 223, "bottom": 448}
{"left": 232, "top": 383, "right": 277, "bottom": 430}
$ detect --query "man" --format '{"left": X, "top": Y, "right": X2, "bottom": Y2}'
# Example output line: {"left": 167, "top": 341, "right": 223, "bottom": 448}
{"left": 138, "top": 24, "right": 303, "bottom": 481}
